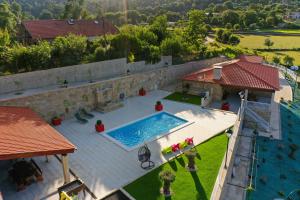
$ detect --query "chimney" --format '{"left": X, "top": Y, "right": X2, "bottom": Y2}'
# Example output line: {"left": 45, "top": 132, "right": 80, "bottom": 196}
{"left": 213, "top": 65, "right": 222, "bottom": 80}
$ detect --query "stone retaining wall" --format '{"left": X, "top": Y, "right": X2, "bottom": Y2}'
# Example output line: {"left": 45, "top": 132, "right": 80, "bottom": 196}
{"left": 0, "top": 56, "right": 172, "bottom": 95}
{"left": 0, "top": 57, "right": 227, "bottom": 121}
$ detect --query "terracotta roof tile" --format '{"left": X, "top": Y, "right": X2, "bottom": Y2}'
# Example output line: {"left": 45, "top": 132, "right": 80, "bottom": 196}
{"left": 183, "top": 57, "right": 279, "bottom": 91}
{"left": 0, "top": 106, "right": 75, "bottom": 160}
{"left": 22, "top": 19, "right": 119, "bottom": 40}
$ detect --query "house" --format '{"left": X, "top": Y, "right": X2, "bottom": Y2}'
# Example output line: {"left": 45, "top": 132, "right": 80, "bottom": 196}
{"left": 287, "top": 12, "right": 300, "bottom": 20}
{"left": 182, "top": 55, "right": 279, "bottom": 103}
{"left": 19, "top": 19, "right": 119, "bottom": 43}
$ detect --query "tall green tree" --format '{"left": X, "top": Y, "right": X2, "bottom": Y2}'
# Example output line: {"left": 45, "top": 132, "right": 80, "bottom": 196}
{"left": 184, "top": 9, "right": 207, "bottom": 49}
{"left": 63, "top": 0, "right": 85, "bottom": 19}
{"left": 0, "top": 28, "right": 10, "bottom": 46}
{"left": 149, "top": 15, "right": 168, "bottom": 44}
{"left": 264, "top": 38, "right": 274, "bottom": 49}
{"left": 222, "top": 10, "right": 240, "bottom": 26}
{"left": 0, "top": 2, "right": 16, "bottom": 33}
{"left": 283, "top": 55, "right": 295, "bottom": 66}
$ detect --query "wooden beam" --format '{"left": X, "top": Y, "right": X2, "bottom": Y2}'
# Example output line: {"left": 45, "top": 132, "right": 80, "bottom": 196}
{"left": 62, "top": 154, "right": 70, "bottom": 183}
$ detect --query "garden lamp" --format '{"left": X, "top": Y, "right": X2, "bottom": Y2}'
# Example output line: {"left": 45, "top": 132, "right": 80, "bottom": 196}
{"left": 224, "top": 129, "right": 233, "bottom": 169}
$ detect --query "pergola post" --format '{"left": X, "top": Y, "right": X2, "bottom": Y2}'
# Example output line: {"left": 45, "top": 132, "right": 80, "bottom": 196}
{"left": 62, "top": 154, "right": 70, "bottom": 183}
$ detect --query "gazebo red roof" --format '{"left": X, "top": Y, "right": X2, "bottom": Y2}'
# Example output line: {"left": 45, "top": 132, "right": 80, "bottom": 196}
{"left": 183, "top": 58, "right": 280, "bottom": 91}
{"left": 0, "top": 106, "right": 75, "bottom": 160}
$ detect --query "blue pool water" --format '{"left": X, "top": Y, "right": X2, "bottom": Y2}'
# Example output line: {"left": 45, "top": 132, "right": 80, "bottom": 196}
{"left": 106, "top": 112, "right": 188, "bottom": 149}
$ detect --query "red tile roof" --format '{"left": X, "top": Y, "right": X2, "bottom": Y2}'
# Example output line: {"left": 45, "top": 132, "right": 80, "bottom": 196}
{"left": 22, "top": 19, "right": 119, "bottom": 40}
{"left": 183, "top": 58, "right": 279, "bottom": 91}
{"left": 0, "top": 106, "right": 75, "bottom": 160}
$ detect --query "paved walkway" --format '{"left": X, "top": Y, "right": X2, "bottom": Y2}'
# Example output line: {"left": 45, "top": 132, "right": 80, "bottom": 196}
{"left": 269, "top": 72, "right": 293, "bottom": 139}
{"left": 54, "top": 90, "right": 237, "bottom": 199}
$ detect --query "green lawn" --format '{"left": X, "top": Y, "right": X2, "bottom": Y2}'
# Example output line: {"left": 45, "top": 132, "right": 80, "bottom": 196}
{"left": 124, "top": 134, "right": 227, "bottom": 200}
{"left": 238, "top": 34, "right": 300, "bottom": 49}
{"left": 260, "top": 51, "right": 300, "bottom": 65}
{"left": 164, "top": 92, "right": 202, "bottom": 105}
{"left": 253, "top": 29, "right": 300, "bottom": 34}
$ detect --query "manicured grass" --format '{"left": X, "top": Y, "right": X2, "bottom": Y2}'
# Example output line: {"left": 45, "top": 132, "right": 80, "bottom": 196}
{"left": 238, "top": 34, "right": 300, "bottom": 49}
{"left": 124, "top": 134, "right": 227, "bottom": 200}
{"left": 260, "top": 51, "right": 300, "bottom": 65}
{"left": 164, "top": 92, "right": 202, "bottom": 105}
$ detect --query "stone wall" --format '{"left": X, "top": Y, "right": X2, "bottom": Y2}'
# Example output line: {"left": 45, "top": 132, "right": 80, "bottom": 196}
{"left": 181, "top": 80, "right": 224, "bottom": 101}
{"left": 0, "top": 56, "right": 172, "bottom": 95}
{"left": 0, "top": 57, "right": 228, "bottom": 122}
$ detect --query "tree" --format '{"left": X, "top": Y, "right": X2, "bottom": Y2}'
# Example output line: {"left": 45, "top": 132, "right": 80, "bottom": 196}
{"left": 272, "top": 56, "right": 281, "bottom": 65}
{"left": 225, "top": 23, "right": 232, "bottom": 30}
{"left": 283, "top": 55, "right": 295, "bottom": 66}
{"left": 185, "top": 149, "right": 197, "bottom": 170}
{"left": 52, "top": 34, "right": 87, "bottom": 67}
{"left": 185, "top": 9, "right": 207, "bottom": 49}
{"left": 0, "top": 2, "right": 17, "bottom": 33}
{"left": 39, "top": 9, "right": 53, "bottom": 19}
{"left": 159, "top": 170, "right": 175, "bottom": 196}
{"left": 63, "top": 0, "right": 85, "bottom": 19}
{"left": 223, "top": 1, "right": 234, "bottom": 9}
{"left": 149, "top": 15, "right": 168, "bottom": 44}
{"left": 229, "top": 34, "right": 240, "bottom": 45}
{"left": 242, "top": 10, "right": 258, "bottom": 27}
{"left": 264, "top": 38, "right": 274, "bottom": 49}
{"left": 233, "top": 24, "right": 241, "bottom": 31}
{"left": 161, "top": 37, "right": 184, "bottom": 57}
{"left": 0, "top": 28, "right": 10, "bottom": 46}
{"left": 222, "top": 10, "right": 240, "bottom": 26}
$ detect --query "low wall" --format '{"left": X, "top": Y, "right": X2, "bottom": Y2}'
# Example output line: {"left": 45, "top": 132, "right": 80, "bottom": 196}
{"left": 0, "top": 56, "right": 172, "bottom": 94}
{"left": 0, "top": 57, "right": 227, "bottom": 121}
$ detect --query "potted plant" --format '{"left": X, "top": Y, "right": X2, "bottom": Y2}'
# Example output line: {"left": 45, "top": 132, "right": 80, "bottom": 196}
{"left": 185, "top": 149, "right": 197, "bottom": 171}
{"left": 139, "top": 87, "right": 146, "bottom": 96}
{"left": 159, "top": 170, "right": 175, "bottom": 197}
{"left": 155, "top": 101, "right": 163, "bottom": 111}
{"left": 52, "top": 116, "right": 62, "bottom": 126}
{"left": 95, "top": 120, "right": 105, "bottom": 132}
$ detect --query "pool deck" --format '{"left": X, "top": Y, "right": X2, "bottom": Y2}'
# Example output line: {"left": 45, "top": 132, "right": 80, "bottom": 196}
{"left": 55, "top": 90, "right": 237, "bottom": 199}
{"left": 0, "top": 90, "right": 237, "bottom": 200}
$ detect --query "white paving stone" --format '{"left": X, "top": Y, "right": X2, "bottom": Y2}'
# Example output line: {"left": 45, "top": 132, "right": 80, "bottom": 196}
{"left": 54, "top": 90, "right": 237, "bottom": 199}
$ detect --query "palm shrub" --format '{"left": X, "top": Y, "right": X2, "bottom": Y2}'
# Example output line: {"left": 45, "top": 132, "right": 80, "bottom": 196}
{"left": 185, "top": 148, "right": 197, "bottom": 170}
{"left": 159, "top": 170, "right": 175, "bottom": 196}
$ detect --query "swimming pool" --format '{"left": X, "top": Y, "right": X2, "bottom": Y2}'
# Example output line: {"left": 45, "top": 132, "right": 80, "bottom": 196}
{"left": 105, "top": 112, "right": 188, "bottom": 150}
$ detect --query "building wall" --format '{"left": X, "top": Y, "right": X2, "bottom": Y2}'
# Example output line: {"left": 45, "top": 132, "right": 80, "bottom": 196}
{"left": 0, "top": 57, "right": 228, "bottom": 122}
{"left": 181, "top": 81, "right": 224, "bottom": 101}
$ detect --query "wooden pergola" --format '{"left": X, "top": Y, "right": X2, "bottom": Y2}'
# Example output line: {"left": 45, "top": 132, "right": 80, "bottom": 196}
{"left": 0, "top": 106, "right": 76, "bottom": 183}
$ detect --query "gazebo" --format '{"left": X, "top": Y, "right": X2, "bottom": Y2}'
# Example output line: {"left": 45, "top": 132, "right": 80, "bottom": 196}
{"left": 0, "top": 106, "right": 76, "bottom": 183}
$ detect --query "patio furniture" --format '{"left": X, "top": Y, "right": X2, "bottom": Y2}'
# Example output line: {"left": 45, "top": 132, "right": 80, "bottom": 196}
{"left": 75, "top": 113, "right": 88, "bottom": 124}
{"left": 138, "top": 144, "right": 155, "bottom": 170}
{"left": 80, "top": 108, "right": 94, "bottom": 118}
{"left": 58, "top": 179, "right": 86, "bottom": 200}
{"left": 9, "top": 160, "right": 38, "bottom": 191}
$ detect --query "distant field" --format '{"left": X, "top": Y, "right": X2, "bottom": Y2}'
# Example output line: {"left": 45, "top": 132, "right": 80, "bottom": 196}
{"left": 260, "top": 51, "right": 300, "bottom": 65}
{"left": 256, "top": 29, "right": 300, "bottom": 34}
{"left": 238, "top": 34, "right": 300, "bottom": 49}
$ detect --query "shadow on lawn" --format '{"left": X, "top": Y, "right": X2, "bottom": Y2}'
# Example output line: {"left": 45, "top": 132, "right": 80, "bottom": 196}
{"left": 176, "top": 157, "right": 185, "bottom": 167}
{"left": 191, "top": 172, "right": 208, "bottom": 200}
{"left": 168, "top": 160, "right": 178, "bottom": 171}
